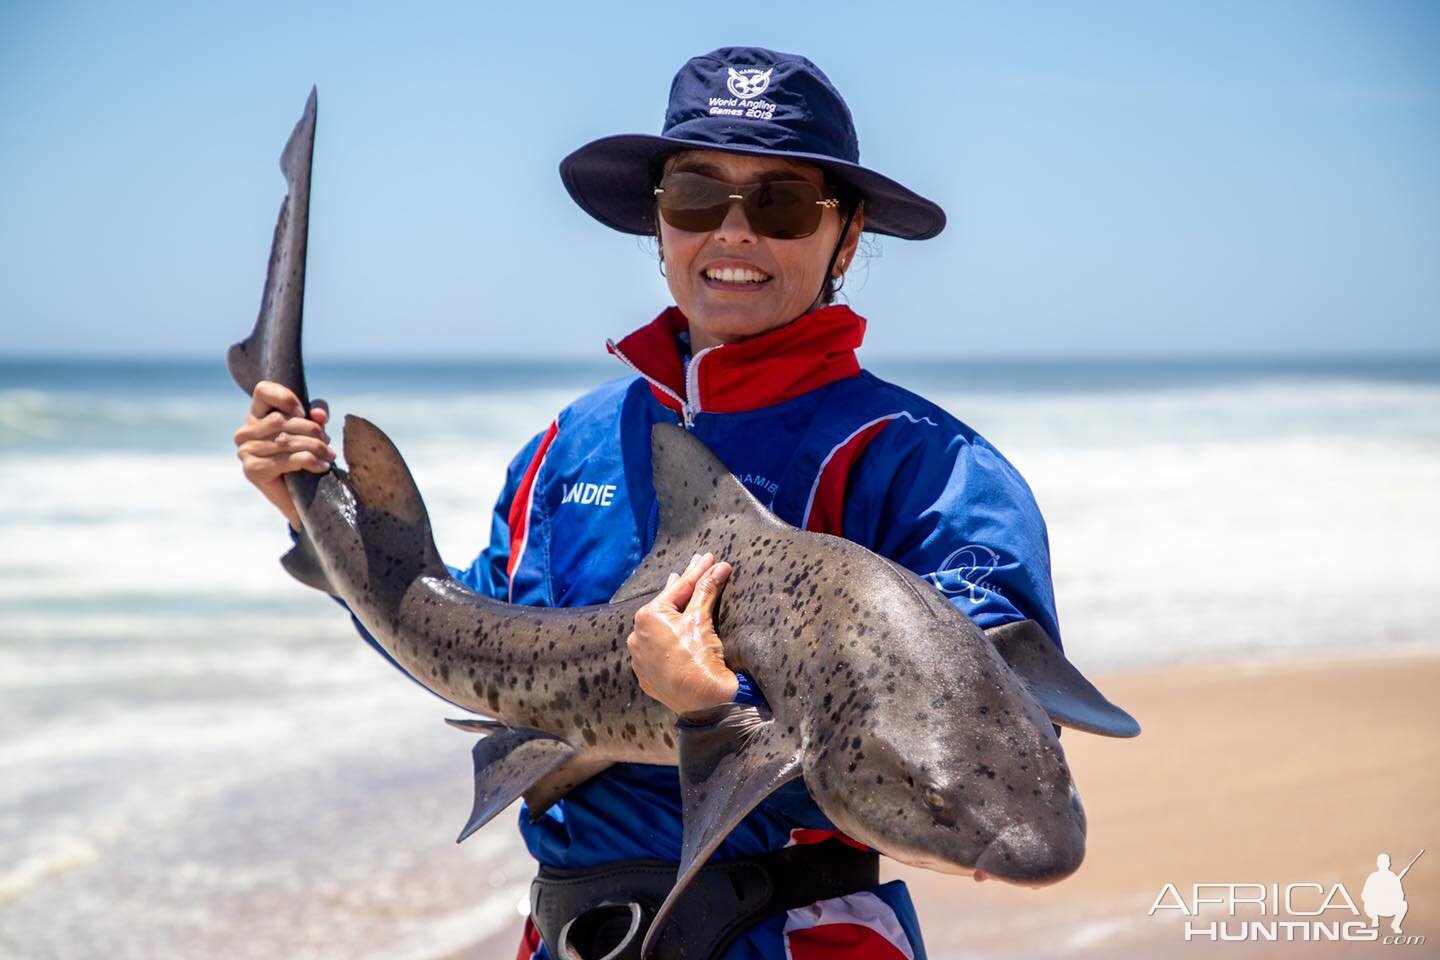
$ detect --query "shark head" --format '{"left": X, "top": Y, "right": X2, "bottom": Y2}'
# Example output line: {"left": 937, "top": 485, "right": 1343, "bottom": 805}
{"left": 790, "top": 549, "right": 1089, "bottom": 885}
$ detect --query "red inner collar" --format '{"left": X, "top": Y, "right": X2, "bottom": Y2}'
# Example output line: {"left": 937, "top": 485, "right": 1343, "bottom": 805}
{"left": 606, "top": 304, "right": 867, "bottom": 414}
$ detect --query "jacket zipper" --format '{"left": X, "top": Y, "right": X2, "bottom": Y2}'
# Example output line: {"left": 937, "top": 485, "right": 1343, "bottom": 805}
{"left": 684, "top": 344, "right": 722, "bottom": 427}
{"left": 607, "top": 339, "right": 691, "bottom": 426}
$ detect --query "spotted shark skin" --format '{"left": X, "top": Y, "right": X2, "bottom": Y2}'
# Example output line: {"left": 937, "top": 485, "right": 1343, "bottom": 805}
{"left": 228, "top": 90, "right": 1140, "bottom": 958}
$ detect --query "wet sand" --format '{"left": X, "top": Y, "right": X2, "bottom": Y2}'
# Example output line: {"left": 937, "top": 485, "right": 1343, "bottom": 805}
{"left": 462, "top": 653, "right": 1440, "bottom": 958}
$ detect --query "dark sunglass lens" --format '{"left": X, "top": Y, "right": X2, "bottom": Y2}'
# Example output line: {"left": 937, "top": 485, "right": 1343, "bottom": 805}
{"left": 657, "top": 173, "right": 828, "bottom": 238}
{"left": 657, "top": 173, "right": 730, "bottom": 232}
{"left": 745, "top": 181, "right": 822, "bottom": 239}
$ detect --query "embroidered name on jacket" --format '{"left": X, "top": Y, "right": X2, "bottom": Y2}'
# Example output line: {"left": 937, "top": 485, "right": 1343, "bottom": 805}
{"left": 560, "top": 481, "right": 618, "bottom": 507}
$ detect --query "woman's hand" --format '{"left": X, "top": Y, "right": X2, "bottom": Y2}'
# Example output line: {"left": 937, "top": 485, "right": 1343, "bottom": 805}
{"left": 233, "top": 380, "right": 336, "bottom": 531}
{"left": 627, "top": 552, "right": 738, "bottom": 715}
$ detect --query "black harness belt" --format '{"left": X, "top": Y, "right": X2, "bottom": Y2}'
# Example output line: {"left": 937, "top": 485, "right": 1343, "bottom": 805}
{"left": 529, "top": 838, "right": 879, "bottom": 960}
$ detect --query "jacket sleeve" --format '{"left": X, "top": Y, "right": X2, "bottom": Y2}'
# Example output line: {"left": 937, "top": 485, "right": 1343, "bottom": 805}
{"left": 328, "top": 425, "right": 551, "bottom": 684}
{"left": 450, "top": 426, "right": 551, "bottom": 601}
{"left": 843, "top": 425, "right": 1064, "bottom": 652}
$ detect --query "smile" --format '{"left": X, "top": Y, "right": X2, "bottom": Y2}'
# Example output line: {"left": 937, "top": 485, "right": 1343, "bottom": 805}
{"left": 703, "top": 265, "right": 772, "bottom": 285}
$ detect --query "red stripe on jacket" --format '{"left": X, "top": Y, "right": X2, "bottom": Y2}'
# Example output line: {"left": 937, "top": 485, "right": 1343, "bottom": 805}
{"left": 506, "top": 420, "right": 560, "bottom": 595}
{"left": 514, "top": 916, "right": 544, "bottom": 960}
{"left": 787, "top": 922, "right": 913, "bottom": 960}
{"left": 803, "top": 418, "right": 893, "bottom": 535}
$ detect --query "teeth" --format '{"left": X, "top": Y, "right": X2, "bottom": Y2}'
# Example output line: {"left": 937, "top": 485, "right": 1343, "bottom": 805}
{"left": 706, "top": 266, "right": 769, "bottom": 284}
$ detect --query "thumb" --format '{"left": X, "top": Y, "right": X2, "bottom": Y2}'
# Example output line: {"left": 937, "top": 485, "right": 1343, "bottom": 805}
{"left": 685, "top": 561, "right": 731, "bottom": 622}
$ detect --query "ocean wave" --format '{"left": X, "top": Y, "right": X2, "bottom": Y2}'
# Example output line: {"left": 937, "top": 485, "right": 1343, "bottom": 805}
{"left": 930, "top": 379, "right": 1440, "bottom": 449}
{"left": 0, "top": 385, "right": 581, "bottom": 456}
{"left": 5, "top": 375, "right": 1439, "bottom": 459}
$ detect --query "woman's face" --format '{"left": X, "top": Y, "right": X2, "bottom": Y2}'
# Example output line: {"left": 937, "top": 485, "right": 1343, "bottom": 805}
{"left": 658, "top": 150, "right": 863, "bottom": 352}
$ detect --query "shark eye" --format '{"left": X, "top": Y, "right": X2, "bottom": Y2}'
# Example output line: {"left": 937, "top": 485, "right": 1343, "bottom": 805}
{"left": 923, "top": 789, "right": 946, "bottom": 811}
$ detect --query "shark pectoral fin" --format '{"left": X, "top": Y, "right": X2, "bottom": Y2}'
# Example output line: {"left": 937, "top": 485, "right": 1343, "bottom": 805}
{"left": 455, "top": 725, "right": 576, "bottom": 843}
{"left": 280, "top": 526, "right": 334, "bottom": 593}
{"left": 444, "top": 717, "right": 504, "bottom": 733}
{"left": 985, "top": 620, "right": 1142, "bottom": 738}
{"left": 640, "top": 703, "right": 802, "bottom": 959}
{"left": 521, "top": 755, "right": 613, "bottom": 819}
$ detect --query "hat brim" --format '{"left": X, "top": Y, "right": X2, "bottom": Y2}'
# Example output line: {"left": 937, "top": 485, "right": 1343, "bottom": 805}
{"left": 560, "top": 134, "right": 946, "bottom": 241}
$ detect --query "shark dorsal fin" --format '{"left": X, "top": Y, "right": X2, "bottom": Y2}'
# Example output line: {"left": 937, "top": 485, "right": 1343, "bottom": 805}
{"left": 641, "top": 703, "right": 802, "bottom": 957}
{"left": 610, "top": 423, "right": 782, "bottom": 604}
{"left": 985, "top": 620, "right": 1141, "bottom": 738}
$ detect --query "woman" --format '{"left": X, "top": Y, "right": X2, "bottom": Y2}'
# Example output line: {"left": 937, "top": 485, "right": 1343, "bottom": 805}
{"left": 234, "top": 47, "right": 1062, "bottom": 960}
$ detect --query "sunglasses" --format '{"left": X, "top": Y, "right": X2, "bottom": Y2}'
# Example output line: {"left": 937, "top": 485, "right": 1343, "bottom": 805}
{"left": 653, "top": 171, "right": 841, "bottom": 240}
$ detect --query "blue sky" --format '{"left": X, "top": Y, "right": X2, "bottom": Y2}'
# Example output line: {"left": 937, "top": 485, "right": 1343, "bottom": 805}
{"left": 1, "top": 0, "right": 1436, "bottom": 358}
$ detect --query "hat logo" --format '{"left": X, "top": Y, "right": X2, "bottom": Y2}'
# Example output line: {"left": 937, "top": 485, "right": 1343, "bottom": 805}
{"left": 726, "top": 67, "right": 773, "bottom": 100}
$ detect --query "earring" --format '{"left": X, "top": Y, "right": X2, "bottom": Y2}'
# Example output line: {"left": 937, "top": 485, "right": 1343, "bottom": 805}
{"left": 657, "top": 248, "right": 667, "bottom": 278}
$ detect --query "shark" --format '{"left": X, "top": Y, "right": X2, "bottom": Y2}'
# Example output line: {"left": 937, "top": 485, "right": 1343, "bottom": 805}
{"left": 228, "top": 90, "right": 1140, "bottom": 957}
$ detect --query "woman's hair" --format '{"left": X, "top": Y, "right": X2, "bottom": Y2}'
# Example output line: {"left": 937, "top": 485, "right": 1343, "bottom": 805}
{"left": 646, "top": 155, "right": 865, "bottom": 307}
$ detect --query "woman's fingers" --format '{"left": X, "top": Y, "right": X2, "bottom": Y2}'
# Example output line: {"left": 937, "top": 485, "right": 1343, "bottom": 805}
{"left": 239, "top": 446, "right": 333, "bottom": 482}
{"left": 655, "top": 552, "right": 718, "bottom": 611}
{"left": 234, "top": 411, "right": 331, "bottom": 447}
{"left": 238, "top": 433, "right": 336, "bottom": 463}
{"left": 249, "top": 380, "right": 305, "bottom": 420}
{"left": 684, "top": 561, "right": 732, "bottom": 625}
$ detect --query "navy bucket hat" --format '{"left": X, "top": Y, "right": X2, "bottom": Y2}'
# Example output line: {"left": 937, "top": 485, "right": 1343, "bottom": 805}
{"left": 559, "top": 47, "right": 946, "bottom": 241}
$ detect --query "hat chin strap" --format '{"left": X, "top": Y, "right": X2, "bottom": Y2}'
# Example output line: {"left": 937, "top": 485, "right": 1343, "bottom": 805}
{"left": 813, "top": 201, "right": 860, "bottom": 311}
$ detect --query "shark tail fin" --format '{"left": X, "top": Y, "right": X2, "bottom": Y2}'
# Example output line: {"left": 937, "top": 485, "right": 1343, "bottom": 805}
{"left": 227, "top": 87, "right": 317, "bottom": 403}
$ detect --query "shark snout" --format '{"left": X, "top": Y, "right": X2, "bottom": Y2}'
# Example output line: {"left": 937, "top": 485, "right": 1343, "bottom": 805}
{"left": 974, "top": 784, "right": 1086, "bottom": 885}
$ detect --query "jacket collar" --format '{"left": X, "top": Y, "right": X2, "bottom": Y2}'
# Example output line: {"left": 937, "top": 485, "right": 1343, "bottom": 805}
{"left": 606, "top": 304, "right": 866, "bottom": 416}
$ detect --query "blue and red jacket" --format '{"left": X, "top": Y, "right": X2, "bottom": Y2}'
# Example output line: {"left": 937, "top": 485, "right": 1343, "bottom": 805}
{"left": 356, "top": 303, "right": 1061, "bottom": 959}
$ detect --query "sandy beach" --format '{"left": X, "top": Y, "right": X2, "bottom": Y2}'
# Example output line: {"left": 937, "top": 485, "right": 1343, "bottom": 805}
{"left": 461, "top": 653, "right": 1440, "bottom": 959}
